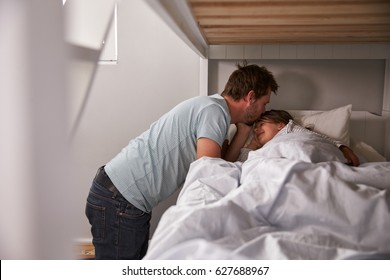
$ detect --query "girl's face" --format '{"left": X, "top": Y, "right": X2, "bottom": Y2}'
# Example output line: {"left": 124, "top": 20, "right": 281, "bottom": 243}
{"left": 253, "top": 120, "right": 285, "bottom": 146}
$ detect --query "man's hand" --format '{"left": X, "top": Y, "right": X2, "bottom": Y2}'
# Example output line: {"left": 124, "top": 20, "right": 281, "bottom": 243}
{"left": 223, "top": 123, "right": 254, "bottom": 162}
{"left": 339, "top": 145, "right": 360, "bottom": 166}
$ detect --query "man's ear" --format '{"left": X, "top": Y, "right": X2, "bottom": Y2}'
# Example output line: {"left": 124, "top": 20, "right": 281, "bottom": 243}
{"left": 246, "top": 90, "right": 255, "bottom": 104}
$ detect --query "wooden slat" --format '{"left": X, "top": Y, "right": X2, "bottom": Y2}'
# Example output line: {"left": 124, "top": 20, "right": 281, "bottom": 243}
{"left": 203, "top": 24, "right": 390, "bottom": 33}
{"left": 197, "top": 15, "right": 390, "bottom": 26}
{"left": 208, "top": 37, "right": 390, "bottom": 44}
{"left": 206, "top": 33, "right": 390, "bottom": 44}
{"left": 205, "top": 31, "right": 390, "bottom": 40}
{"left": 202, "top": 31, "right": 389, "bottom": 45}
{"left": 204, "top": 26, "right": 390, "bottom": 39}
{"left": 190, "top": 3, "right": 390, "bottom": 17}
{"left": 187, "top": 0, "right": 390, "bottom": 44}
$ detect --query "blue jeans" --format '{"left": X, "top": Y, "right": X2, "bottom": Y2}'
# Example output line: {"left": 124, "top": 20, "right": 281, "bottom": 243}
{"left": 85, "top": 168, "right": 151, "bottom": 259}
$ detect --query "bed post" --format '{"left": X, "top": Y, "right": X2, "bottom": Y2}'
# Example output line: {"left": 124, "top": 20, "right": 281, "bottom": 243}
{"left": 383, "top": 59, "right": 390, "bottom": 161}
{"left": 199, "top": 57, "right": 208, "bottom": 96}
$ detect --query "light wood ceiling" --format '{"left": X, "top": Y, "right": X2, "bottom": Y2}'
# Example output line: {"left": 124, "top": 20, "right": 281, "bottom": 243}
{"left": 187, "top": 0, "right": 390, "bottom": 45}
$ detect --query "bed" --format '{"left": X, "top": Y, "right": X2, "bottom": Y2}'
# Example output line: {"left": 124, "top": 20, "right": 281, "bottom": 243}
{"left": 144, "top": 106, "right": 390, "bottom": 260}
{"left": 142, "top": 1, "right": 390, "bottom": 259}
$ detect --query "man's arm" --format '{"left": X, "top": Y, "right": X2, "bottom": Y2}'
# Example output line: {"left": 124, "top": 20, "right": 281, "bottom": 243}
{"left": 310, "top": 131, "right": 360, "bottom": 166}
{"left": 314, "top": 131, "right": 360, "bottom": 166}
{"left": 196, "top": 138, "right": 222, "bottom": 159}
{"left": 290, "top": 122, "right": 360, "bottom": 166}
{"left": 223, "top": 123, "right": 252, "bottom": 162}
{"left": 339, "top": 145, "right": 360, "bottom": 166}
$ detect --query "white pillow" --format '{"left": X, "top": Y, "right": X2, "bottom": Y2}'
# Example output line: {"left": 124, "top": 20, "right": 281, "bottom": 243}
{"left": 292, "top": 104, "right": 352, "bottom": 146}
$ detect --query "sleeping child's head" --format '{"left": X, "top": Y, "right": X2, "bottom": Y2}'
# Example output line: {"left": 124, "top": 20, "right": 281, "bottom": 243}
{"left": 253, "top": 110, "right": 293, "bottom": 146}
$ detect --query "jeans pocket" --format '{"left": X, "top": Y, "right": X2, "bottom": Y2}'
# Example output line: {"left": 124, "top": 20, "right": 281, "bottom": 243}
{"left": 85, "top": 200, "right": 105, "bottom": 241}
{"left": 120, "top": 203, "right": 148, "bottom": 219}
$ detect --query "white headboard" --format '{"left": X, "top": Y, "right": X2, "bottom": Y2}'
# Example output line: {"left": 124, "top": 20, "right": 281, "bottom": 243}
{"left": 350, "top": 111, "right": 386, "bottom": 156}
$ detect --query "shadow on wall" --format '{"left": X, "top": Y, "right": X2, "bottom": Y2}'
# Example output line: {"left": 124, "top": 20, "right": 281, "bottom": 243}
{"left": 269, "top": 71, "right": 319, "bottom": 110}
{"left": 207, "top": 62, "right": 320, "bottom": 110}
{"left": 208, "top": 59, "right": 385, "bottom": 113}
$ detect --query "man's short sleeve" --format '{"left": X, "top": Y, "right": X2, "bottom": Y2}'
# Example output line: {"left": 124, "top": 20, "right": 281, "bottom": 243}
{"left": 196, "top": 104, "right": 229, "bottom": 147}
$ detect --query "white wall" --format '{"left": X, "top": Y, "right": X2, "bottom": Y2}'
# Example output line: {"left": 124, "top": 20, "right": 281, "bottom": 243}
{"left": 208, "top": 58, "right": 390, "bottom": 159}
{"left": 1, "top": 0, "right": 72, "bottom": 259}
{"left": 0, "top": 0, "right": 200, "bottom": 259}
{"left": 209, "top": 59, "right": 385, "bottom": 113}
{"left": 70, "top": 0, "right": 201, "bottom": 242}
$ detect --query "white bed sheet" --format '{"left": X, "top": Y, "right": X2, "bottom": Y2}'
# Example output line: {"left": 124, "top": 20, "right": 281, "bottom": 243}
{"left": 144, "top": 135, "right": 390, "bottom": 260}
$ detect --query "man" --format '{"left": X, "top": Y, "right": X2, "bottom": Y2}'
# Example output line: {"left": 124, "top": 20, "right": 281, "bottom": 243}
{"left": 85, "top": 62, "right": 279, "bottom": 259}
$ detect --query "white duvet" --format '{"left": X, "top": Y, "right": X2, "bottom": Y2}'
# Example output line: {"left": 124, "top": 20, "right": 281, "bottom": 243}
{"left": 144, "top": 132, "right": 390, "bottom": 259}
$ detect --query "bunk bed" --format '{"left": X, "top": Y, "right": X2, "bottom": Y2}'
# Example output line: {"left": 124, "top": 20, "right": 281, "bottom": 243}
{"left": 144, "top": 0, "right": 390, "bottom": 259}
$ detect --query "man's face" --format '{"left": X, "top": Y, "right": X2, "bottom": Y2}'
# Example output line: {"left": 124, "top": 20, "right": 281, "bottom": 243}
{"left": 244, "top": 89, "right": 271, "bottom": 124}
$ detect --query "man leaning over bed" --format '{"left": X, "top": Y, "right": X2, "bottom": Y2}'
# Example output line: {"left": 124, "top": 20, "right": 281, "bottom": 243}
{"left": 85, "top": 62, "right": 279, "bottom": 259}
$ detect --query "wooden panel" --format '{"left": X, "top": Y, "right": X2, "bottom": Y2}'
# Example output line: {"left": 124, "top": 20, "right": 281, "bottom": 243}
{"left": 74, "top": 242, "right": 95, "bottom": 259}
{"left": 187, "top": 0, "right": 390, "bottom": 44}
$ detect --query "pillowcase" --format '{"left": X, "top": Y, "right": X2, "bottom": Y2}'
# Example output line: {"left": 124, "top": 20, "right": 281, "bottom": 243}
{"left": 290, "top": 104, "right": 352, "bottom": 146}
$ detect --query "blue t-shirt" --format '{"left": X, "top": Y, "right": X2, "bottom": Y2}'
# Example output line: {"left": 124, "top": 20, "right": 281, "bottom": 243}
{"left": 105, "top": 94, "right": 230, "bottom": 212}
